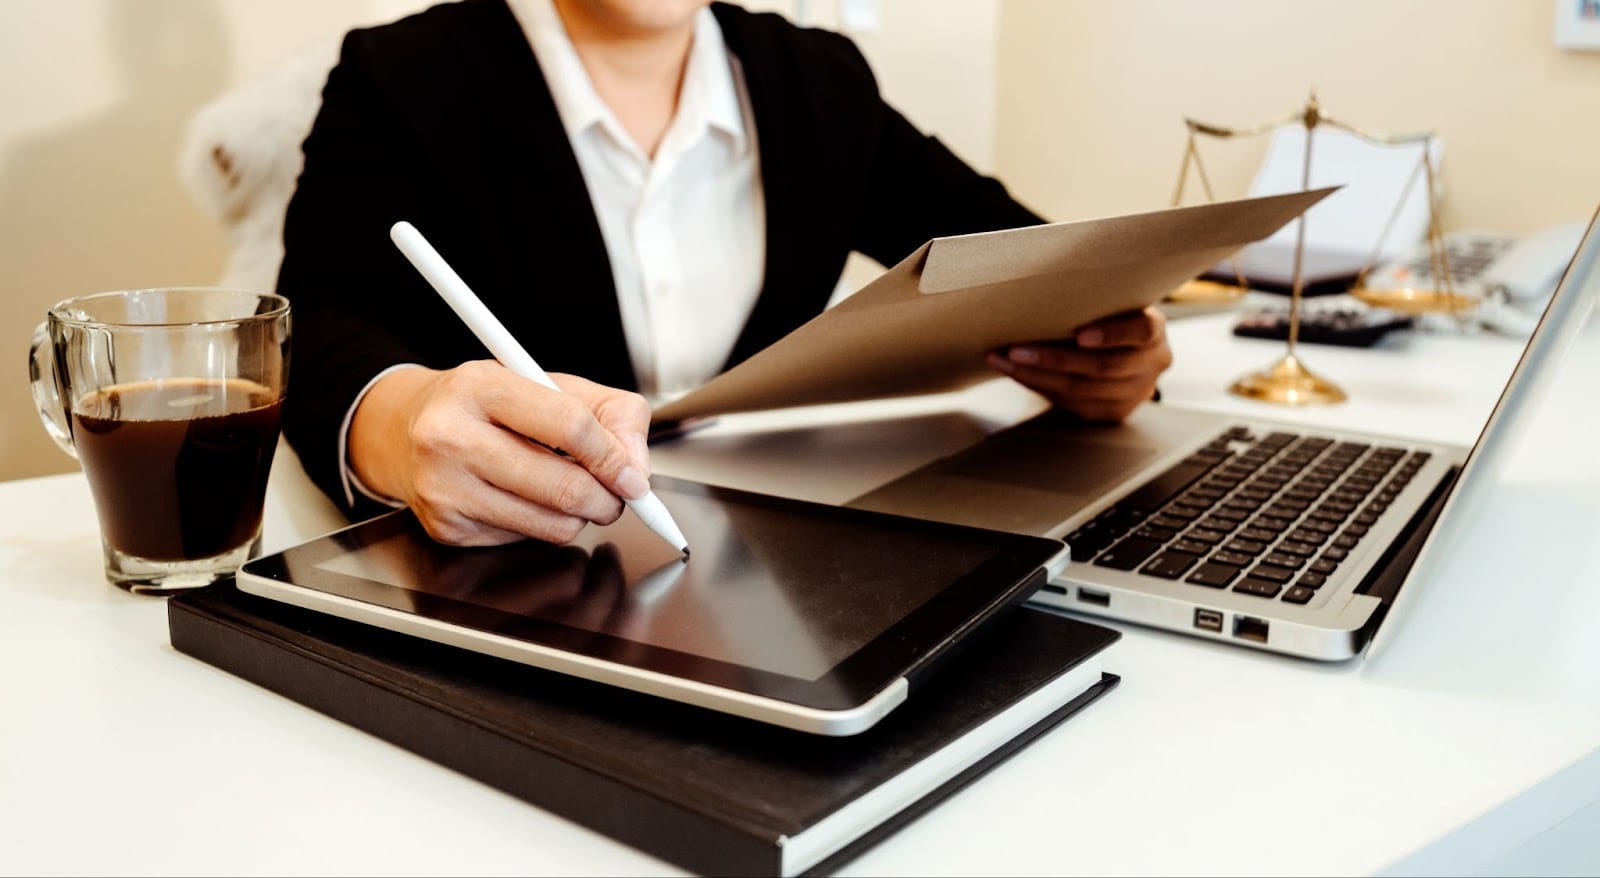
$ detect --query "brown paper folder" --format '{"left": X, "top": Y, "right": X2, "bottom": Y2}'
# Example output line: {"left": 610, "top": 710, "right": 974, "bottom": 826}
{"left": 653, "top": 187, "right": 1337, "bottom": 422}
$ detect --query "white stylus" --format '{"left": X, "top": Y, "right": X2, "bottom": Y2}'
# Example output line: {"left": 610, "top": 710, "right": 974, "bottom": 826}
{"left": 389, "top": 221, "right": 689, "bottom": 555}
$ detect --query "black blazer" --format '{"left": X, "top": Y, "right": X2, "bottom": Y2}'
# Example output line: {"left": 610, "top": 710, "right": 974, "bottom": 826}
{"left": 278, "top": 0, "right": 1044, "bottom": 515}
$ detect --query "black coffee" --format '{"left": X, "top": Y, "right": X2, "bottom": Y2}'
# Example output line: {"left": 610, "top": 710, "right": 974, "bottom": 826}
{"left": 72, "top": 378, "right": 282, "bottom": 562}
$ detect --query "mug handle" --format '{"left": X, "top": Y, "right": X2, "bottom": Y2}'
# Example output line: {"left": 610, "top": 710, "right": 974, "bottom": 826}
{"left": 28, "top": 321, "right": 77, "bottom": 459}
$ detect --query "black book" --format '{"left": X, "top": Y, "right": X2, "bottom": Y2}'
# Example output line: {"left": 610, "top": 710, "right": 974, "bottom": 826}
{"left": 168, "top": 583, "right": 1119, "bottom": 876}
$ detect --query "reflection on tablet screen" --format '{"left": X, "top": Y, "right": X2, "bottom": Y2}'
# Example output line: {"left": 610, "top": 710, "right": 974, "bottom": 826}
{"left": 315, "top": 490, "right": 1000, "bottom": 681}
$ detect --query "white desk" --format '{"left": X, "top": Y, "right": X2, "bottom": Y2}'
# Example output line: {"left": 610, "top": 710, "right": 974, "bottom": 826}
{"left": 4, "top": 308, "right": 1598, "bottom": 876}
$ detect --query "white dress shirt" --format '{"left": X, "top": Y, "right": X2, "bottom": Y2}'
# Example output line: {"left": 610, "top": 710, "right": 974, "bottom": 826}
{"left": 339, "top": 0, "right": 767, "bottom": 506}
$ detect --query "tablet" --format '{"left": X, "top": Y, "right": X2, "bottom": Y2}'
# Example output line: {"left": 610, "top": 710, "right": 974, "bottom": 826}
{"left": 237, "top": 476, "right": 1067, "bottom": 735}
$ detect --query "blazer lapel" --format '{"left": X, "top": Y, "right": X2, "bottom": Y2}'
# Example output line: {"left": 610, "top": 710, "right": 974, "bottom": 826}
{"left": 451, "top": 0, "right": 638, "bottom": 391}
{"left": 713, "top": 4, "right": 841, "bottom": 372}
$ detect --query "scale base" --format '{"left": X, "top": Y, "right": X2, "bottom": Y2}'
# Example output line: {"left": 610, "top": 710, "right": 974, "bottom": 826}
{"left": 1228, "top": 353, "right": 1347, "bottom": 406}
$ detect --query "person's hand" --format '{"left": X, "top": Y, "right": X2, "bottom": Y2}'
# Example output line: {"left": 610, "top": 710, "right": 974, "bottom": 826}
{"left": 986, "top": 306, "right": 1173, "bottom": 422}
{"left": 348, "top": 361, "right": 653, "bottom": 547}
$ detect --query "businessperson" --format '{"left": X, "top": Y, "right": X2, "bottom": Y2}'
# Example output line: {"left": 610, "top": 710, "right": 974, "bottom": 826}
{"left": 276, "top": 0, "right": 1174, "bottom": 547}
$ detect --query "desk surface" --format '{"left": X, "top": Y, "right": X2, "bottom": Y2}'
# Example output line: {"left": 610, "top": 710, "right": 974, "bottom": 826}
{"left": 4, "top": 307, "right": 1599, "bottom": 876}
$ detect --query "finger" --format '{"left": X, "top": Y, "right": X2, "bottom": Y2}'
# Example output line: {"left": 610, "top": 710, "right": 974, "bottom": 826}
{"left": 467, "top": 435, "right": 626, "bottom": 526}
{"left": 427, "top": 517, "right": 525, "bottom": 547}
{"left": 468, "top": 364, "right": 649, "bottom": 502}
{"left": 1076, "top": 306, "right": 1165, "bottom": 348}
{"left": 417, "top": 475, "right": 593, "bottom": 546}
{"left": 1001, "top": 361, "right": 1157, "bottom": 404}
{"left": 992, "top": 361, "right": 1156, "bottom": 421}
{"left": 995, "top": 343, "right": 1164, "bottom": 380}
{"left": 406, "top": 396, "right": 625, "bottom": 526}
{"left": 553, "top": 373, "right": 653, "bottom": 473}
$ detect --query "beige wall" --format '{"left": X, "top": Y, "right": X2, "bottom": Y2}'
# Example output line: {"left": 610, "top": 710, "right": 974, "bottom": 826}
{"left": 1, "top": 0, "right": 430, "bottom": 481}
{"left": 993, "top": 0, "right": 1600, "bottom": 234}
{"left": 743, "top": 0, "right": 1000, "bottom": 300}
{"left": 0, "top": 0, "right": 993, "bottom": 482}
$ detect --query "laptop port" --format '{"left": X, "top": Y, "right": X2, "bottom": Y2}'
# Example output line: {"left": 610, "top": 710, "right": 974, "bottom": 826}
{"left": 1233, "top": 615, "right": 1270, "bottom": 643}
{"left": 1040, "top": 583, "right": 1068, "bottom": 595}
{"left": 1194, "top": 608, "right": 1223, "bottom": 633}
{"left": 1078, "top": 588, "right": 1110, "bottom": 607}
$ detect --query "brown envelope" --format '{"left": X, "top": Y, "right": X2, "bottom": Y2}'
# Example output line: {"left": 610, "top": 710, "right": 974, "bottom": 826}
{"left": 652, "top": 187, "right": 1337, "bottom": 422}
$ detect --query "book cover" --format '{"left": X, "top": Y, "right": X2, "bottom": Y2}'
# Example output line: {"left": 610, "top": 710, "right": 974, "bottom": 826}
{"left": 168, "top": 583, "right": 1118, "bottom": 876}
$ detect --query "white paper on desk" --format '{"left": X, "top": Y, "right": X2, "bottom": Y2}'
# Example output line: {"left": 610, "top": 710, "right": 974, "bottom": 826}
{"left": 652, "top": 187, "right": 1336, "bottom": 422}
{"left": 1226, "top": 125, "right": 1443, "bottom": 285}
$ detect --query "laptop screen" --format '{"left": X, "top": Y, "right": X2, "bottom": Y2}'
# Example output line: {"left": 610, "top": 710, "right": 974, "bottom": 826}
{"left": 1364, "top": 205, "right": 1600, "bottom": 659}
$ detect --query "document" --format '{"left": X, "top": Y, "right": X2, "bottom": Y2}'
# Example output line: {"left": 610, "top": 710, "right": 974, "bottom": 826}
{"left": 652, "top": 187, "right": 1336, "bottom": 422}
{"left": 1228, "top": 126, "right": 1440, "bottom": 288}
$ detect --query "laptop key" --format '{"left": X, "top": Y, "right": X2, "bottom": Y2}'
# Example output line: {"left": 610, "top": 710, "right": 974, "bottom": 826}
{"left": 1282, "top": 585, "right": 1316, "bottom": 605}
{"left": 1234, "top": 577, "right": 1283, "bottom": 598}
{"left": 1182, "top": 452, "right": 1228, "bottom": 467}
{"left": 1251, "top": 514, "right": 1295, "bottom": 531}
{"left": 1135, "top": 524, "right": 1179, "bottom": 542}
{"left": 1088, "top": 507, "right": 1146, "bottom": 538}
{"left": 1141, "top": 551, "right": 1201, "bottom": 579}
{"left": 1297, "top": 572, "right": 1328, "bottom": 589}
{"left": 1171, "top": 538, "right": 1212, "bottom": 555}
{"left": 1213, "top": 550, "right": 1254, "bottom": 567}
{"left": 1093, "top": 537, "right": 1165, "bottom": 570}
{"left": 1246, "top": 565, "right": 1293, "bottom": 584}
{"left": 1223, "top": 538, "right": 1267, "bottom": 556}
{"left": 1067, "top": 532, "right": 1116, "bottom": 558}
{"left": 1186, "top": 562, "right": 1242, "bottom": 588}
{"left": 1263, "top": 553, "right": 1305, "bottom": 569}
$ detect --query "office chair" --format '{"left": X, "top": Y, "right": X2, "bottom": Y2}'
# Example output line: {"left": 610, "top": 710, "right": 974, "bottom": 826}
{"left": 177, "top": 38, "right": 346, "bottom": 550}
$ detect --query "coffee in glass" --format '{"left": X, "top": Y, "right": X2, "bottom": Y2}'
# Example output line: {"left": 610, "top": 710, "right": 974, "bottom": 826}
{"left": 29, "top": 288, "right": 290, "bottom": 593}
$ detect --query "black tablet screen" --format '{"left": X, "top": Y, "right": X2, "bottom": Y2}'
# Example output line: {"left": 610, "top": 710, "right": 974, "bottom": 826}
{"left": 313, "top": 484, "right": 1002, "bottom": 681}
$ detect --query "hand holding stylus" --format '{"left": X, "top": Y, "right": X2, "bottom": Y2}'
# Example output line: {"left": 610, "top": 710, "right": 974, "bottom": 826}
{"left": 342, "top": 223, "right": 686, "bottom": 552}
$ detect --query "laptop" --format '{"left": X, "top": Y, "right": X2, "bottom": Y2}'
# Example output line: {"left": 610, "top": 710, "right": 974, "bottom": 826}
{"left": 849, "top": 205, "right": 1600, "bottom": 661}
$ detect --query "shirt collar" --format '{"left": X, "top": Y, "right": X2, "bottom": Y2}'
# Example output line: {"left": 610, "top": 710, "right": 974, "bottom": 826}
{"left": 506, "top": 0, "right": 749, "bottom": 158}
{"left": 684, "top": 7, "right": 748, "bottom": 154}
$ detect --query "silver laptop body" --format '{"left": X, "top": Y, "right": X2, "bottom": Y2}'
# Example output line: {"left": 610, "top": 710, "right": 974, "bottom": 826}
{"left": 850, "top": 206, "right": 1599, "bottom": 662}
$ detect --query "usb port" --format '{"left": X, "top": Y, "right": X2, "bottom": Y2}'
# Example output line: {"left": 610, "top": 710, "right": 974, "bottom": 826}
{"left": 1233, "top": 615, "right": 1270, "bottom": 643}
{"left": 1078, "top": 588, "right": 1110, "bottom": 607}
{"left": 1194, "top": 608, "right": 1223, "bottom": 633}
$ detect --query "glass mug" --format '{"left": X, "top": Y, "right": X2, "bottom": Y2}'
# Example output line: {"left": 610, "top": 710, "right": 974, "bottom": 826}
{"left": 29, "top": 288, "right": 291, "bottom": 594}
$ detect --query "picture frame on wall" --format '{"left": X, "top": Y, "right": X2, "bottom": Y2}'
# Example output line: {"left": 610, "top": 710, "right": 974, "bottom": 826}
{"left": 1554, "top": 0, "right": 1600, "bottom": 49}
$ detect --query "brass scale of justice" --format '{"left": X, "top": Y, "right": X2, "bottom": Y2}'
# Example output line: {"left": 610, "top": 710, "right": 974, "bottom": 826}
{"left": 1168, "top": 92, "right": 1476, "bottom": 405}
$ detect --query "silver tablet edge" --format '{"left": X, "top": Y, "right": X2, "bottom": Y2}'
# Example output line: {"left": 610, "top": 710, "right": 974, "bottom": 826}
{"left": 235, "top": 570, "right": 908, "bottom": 736}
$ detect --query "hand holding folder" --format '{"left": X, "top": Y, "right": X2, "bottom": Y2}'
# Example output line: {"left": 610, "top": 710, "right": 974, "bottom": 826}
{"left": 653, "top": 188, "right": 1336, "bottom": 422}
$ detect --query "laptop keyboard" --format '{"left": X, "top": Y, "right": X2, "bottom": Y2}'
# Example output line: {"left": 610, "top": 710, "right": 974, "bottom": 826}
{"left": 1067, "top": 427, "right": 1432, "bottom": 604}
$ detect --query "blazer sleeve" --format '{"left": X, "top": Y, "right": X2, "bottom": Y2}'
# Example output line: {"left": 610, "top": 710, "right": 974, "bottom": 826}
{"left": 275, "top": 30, "right": 433, "bottom": 518}
{"left": 834, "top": 42, "right": 1046, "bottom": 267}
